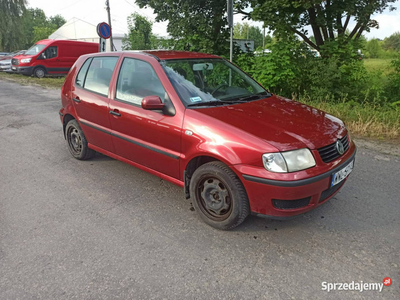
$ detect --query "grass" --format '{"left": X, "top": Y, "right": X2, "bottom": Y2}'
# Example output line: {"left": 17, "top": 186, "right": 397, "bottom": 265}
{"left": 298, "top": 97, "right": 400, "bottom": 140}
{"left": 364, "top": 58, "right": 393, "bottom": 76}
{"left": 0, "top": 72, "right": 65, "bottom": 89}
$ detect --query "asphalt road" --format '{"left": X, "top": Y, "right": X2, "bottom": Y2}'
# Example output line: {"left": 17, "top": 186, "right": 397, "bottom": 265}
{"left": 0, "top": 79, "right": 399, "bottom": 300}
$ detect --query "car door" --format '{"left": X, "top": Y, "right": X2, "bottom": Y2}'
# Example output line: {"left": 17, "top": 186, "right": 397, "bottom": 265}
{"left": 37, "top": 46, "right": 59, "bottom": 73}
{"left": 108, "top": 56, "right": 182, "bottom": 179}
{"left": 71, "top": 55, "right": 119, "bottom": 153}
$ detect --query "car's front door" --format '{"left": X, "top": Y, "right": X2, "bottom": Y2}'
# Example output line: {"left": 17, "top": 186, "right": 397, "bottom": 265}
{"left": 37, "top": 46, "right": 59, "bottom": 73}
{"left": 72, "top": 55, "right": 119, "bottom": 153}
{"left": 108, "top": 56, "right": 182, "bottom": 179}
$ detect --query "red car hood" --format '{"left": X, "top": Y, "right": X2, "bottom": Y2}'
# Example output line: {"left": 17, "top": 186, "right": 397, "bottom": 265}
{"left": 13, "top": 54, "right": 33, "bottom": 61}
{"left": 194, "top": 95, "right": 346, "bottom": 151}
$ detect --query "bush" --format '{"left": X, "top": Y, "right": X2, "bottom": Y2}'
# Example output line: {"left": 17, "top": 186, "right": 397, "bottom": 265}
{"left": 235, "top": 38, "right": 302, "bottom": 96}
{"left": 235, "top": 39, "right": 389, "bottom": 105}
{"left": 385, "top": 58, "right": 400, "bottom": 104}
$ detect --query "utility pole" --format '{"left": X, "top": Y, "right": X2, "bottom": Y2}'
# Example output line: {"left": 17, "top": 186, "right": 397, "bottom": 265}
{"left": 227, "top": 0, "right": 233, "bottom": 63}
{"left": 105, "top": 0, "right": 114, "bottom": 51}
{"left": 262, "top": 27, "right": 265, "bottom": 54}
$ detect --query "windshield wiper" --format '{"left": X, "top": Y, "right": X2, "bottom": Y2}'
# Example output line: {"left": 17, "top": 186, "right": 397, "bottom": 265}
{"left": 236, "top": 92, "right": 271, "bottom": 102}
{"left": 221, "top": 92, "right": 271, "bottom": 103}
{"left": 187, "top": 100, "right": 241, "bottom": 107}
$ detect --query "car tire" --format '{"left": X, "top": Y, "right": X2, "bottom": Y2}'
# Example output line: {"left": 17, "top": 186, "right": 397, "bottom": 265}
{"left": 65, "top": 119, "right": 95, "bottom": 160}
{"left": 190, "top": 161, "right": 250, "bottom": 230}
{"left": 34, "top": 67, "right": 46, "bottom": 78}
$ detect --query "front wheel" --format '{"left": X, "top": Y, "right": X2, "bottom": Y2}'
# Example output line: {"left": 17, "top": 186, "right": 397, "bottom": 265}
{"left": 189, "top": 161, "right": 250, "bottom": 230}
{"left": 65, "top": 119, "right": 95, "bottom": 160}
{"left": 34, "top": 67, "right": 46, "bottom": 78}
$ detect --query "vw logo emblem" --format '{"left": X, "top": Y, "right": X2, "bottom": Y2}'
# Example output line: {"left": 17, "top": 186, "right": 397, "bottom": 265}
{"left": 336, "top": 140, "right": 345, "bottom": 155}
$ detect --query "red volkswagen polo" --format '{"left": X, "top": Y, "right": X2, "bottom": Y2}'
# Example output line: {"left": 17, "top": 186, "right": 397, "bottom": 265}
{"left": 59, "top": 51, "right": 356, "bottom": 230}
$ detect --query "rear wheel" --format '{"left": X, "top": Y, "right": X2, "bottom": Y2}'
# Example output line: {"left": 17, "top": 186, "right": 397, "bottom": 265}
{"left": 190, "top": 161, "right": 250, "bottom": 230}
{"left": 65, "top": 119, "right": 95, "bottom": 160}
{"left": 34, "top": 67, "right": 45, "bottom": 78}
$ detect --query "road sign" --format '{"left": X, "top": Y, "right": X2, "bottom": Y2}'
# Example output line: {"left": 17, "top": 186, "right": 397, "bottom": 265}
{"left": 99, "top": 37, "right": 106, "bottom": 52}
{"left": 97, "top": 22, "right": 111, "bottom": 39}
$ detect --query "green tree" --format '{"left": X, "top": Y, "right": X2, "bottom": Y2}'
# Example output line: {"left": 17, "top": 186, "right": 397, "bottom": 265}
{"left": 239, "top": 0, "right": 397, "bottom": 59}
{"left": 366, "top": 38, "right": 382, "bottom": 58}
{"left": 49, "top": 14, "right": 66, "bottom": 28}
{"left": 135, "top": 0, "right": 229, "bottom": 55}
{"left": 31, "top": 17, "right": 66, "bottom": 45}
{"left": 233, "top": 22, "right": 270, "bottom": 50}
{"left": 21, "top": 8, "right": 48, "bottom": 48}
{"left": 0, "top": 0, "right": 27, "bottom": 51}
{"left": 32, "top": 26, "right": 57, "bottom": 43}
{"left": 123, "top": 13, "right": 154, "bottom": 50}
{"left": 21, "top": 9, "right": 66, "bottom": 47}
{"left": 383, "top": 32, "right": 400, "bottom": 52}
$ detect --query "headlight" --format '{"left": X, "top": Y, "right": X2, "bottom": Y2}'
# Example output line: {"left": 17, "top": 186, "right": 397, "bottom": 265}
{"left": 263, "top": 148, "right": 316, "bottom": 173}
{"left": 20, "top": 58, "right": 31, "bottom": 63}
{"left": 262, "top": 153, "right": 287, "bottom": 173}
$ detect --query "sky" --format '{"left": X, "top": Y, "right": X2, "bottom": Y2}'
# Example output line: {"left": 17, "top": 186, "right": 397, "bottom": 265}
{"left": 27, "top": 0, "right": 400, "bottom": 40}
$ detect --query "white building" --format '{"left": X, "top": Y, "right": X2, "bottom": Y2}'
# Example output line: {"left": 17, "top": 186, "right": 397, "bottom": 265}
{"left": 49, "top": 17, "right": 124, "bottom": 51}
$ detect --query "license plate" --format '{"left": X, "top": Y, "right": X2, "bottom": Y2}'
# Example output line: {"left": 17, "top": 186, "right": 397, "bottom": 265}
{"left": 331, "top": 160, "right": 354, "bottom": 187}
{"left": 12, "top": 67, "right": 16, "bottom": 70}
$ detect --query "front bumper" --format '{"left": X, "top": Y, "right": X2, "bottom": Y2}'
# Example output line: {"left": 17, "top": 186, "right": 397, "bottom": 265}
{"left": 0, "top": 65, "right": 11, "bottom": 71}
{"left": 12, "top": 66, "right": 33, "bottom": 75}
{"left": 234, "top": 143, "right": 356, "bottom": 218}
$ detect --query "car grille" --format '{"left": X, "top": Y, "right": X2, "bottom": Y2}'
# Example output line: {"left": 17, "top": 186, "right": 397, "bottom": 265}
{"left": 318, "top": 135, "right": 349, "bottom": 163}
{"left": 11, "top": 58, "right": 19, "bottom": 66}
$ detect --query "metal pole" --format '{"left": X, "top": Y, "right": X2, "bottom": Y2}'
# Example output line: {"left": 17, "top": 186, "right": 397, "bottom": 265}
{"left": 229, "top": 27, "right": 233, "bottom": 86}
{"left": 106, "top": 0, "right": 114, "bottom": 51}
{"left": 263, "top": 27, "right": 265, "bottom": 53}
{"left": 230, "top": 27, "right": 233, "bottom": 62}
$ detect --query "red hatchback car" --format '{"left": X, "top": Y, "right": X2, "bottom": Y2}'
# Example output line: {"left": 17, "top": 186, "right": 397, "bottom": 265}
{"left": 60, "top": 51, "right": 356, "bottom": 230}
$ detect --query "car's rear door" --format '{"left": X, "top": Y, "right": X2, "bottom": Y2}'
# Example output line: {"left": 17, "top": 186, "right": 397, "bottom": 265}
{"left": 108, "top": 55, "right": 182, "bottom": 179}
{"left": 71, "top": 55, "right": 120, "bottom": 153}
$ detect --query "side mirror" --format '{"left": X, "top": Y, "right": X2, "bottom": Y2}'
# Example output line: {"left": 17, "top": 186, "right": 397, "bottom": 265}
{"left": 141, "top": 96, "right": 164, "bottom": 110}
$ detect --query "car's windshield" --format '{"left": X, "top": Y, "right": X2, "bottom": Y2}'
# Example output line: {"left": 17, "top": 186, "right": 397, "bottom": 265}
{"left": 25, "top": 44, "right": 46, "bottom": 55}
{"left": 162, "top": 58, "right": 268, "bottom": 107}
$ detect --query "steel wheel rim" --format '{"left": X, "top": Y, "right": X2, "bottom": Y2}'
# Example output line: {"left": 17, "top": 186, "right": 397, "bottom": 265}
{"left": 196, "top": 177, "right": 232, "bottom": 221}
{"left": 36, "top": 69, "right": 44, "bottom": 78}
{"left": 67, "top": 126, "right": 82, "bottom": 155}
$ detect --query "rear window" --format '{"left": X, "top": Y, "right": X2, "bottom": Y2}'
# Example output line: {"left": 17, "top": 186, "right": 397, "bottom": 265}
{"left": 76, "top": 56, "right": 118, "bottom": 96}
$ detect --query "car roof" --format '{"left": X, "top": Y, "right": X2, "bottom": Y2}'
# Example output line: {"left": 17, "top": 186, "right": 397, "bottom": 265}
{"left": 141, "top": 50, "right": 221, "bottom": 60}
{"left": 85, "top": 50, "right": 221, "bottom": 61}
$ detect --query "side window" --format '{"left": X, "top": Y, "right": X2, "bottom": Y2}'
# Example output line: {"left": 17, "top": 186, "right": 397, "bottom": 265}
{"left": 75, "top": 58, "right": 92, "bottom": 87}
{"left": 84, "top": 56, "right": 118, "bottom": 96}
{"left": 42, "top": 46, "right": 57, "bottom": 59}
{"left": 116, "top": 57, "right": 166, "bottom": 106}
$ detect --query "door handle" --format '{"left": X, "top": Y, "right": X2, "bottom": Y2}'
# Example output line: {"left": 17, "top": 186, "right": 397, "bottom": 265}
{"left": 109, "top": 109, "right": 121, "bottom": 117}
{"left": 73, "top": 97, "right": 81, "bottom": 103}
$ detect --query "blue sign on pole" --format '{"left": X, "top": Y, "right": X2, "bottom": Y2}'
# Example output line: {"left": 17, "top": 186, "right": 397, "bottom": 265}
{"left": 96, "top": 22, "right": 111, "bottom": 39}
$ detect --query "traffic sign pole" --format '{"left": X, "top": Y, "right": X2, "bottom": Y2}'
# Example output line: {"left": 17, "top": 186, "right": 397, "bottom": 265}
{"left": 105, "top": 0, "right": 114, "bottom": 51}
{"left": 99, "top": 37, "right": 106, "bottom": 52}
{"left": 96, "top": 22, "right": 112, "bottom": 52}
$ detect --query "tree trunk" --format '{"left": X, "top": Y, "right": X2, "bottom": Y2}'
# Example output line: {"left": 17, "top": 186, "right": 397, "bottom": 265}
{"left": 307, "top": 8, "right": 324, "bottom": 47}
